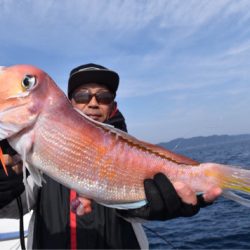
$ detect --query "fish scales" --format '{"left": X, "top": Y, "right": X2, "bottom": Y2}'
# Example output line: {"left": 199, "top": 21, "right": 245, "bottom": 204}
{"left": 35, "top": 108, "right": 165, "bottom": 201}
{"left": 33, "top": 105, "right": 227, "bottom": 202}
{"left": 34, "top": 107, "right": 200, "bottom": 202}
{"left": 36, "top": 114, "right": 150, "bottom": 202}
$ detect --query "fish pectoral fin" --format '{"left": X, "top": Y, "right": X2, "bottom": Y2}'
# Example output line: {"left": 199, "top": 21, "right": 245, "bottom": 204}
{"left": 100, "top": 200, "right": 147, "bottom": 210}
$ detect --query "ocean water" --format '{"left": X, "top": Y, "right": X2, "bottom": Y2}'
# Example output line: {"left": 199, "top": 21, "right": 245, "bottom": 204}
{"left": 143, "top": 139, "right": 250, "bottom": 249}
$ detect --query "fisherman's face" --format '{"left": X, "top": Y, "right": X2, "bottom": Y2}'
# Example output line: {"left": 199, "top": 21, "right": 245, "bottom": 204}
{"left": 71, "top": 83, "right": 115, "bottom": 122}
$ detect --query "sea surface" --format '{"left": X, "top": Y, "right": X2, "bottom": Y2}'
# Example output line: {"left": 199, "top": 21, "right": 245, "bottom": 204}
{"left": 143, "top": 139, "right": 250, "bottom": 249}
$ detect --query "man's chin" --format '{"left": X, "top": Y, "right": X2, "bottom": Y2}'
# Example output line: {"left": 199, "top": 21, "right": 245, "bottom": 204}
{"left": 88, "top": 115, "right": 103, "bottom": 122}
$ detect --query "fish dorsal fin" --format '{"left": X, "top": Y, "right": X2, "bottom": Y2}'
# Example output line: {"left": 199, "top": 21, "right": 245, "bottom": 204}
{"left": 75, "top": 108, "right": 198, "bottom": 166}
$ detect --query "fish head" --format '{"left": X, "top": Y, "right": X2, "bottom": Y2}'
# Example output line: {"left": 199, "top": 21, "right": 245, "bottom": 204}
{"left": 0, "top": 64, "right": 62, "bottom": 140}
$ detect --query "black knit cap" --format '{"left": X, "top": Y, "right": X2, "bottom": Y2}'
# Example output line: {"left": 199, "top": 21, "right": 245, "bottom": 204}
{"left": 68, "top": 63, "right": 119, "bottom": 98}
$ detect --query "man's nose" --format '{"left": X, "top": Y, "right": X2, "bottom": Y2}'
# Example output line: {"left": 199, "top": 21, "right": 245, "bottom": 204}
{"left": 88, "top": 95, "right": 99, "bottom": 106}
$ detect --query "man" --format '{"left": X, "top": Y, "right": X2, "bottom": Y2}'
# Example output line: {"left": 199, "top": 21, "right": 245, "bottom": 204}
{"left": 0, "top": 63, "right": 221, "bottom": 249}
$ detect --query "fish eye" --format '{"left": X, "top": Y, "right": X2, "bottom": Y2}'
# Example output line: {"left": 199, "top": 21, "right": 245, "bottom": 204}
{"left": 22, "top": 75, "right": 36, "bottom": 90}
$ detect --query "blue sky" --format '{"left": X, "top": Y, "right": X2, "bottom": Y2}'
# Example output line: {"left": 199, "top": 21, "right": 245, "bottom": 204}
{"left": 0, "top": 0, "right": 250, "bottom": 143}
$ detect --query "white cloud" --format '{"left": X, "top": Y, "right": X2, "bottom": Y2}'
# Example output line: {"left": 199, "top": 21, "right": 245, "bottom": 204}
{"left": 1, "top": 0, "right": 250, "bottom": 46}
{"left": 225, "top": 41, "right": 250, "bottom": 56}
{"left": 1, "top": 0, "right": 250, "bottom": 142}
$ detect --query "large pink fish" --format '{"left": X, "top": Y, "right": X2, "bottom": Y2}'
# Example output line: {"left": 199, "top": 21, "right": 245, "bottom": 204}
{"left": 0, "top": 65, "right": 250, "bottom": 209}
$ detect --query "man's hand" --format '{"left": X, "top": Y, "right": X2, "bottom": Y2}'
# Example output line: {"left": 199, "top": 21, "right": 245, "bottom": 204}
{"left": 70, "top": 196, "right": 92, "bottom": 216}
{"left": 117, "top": 173, "right": 222, "bottom": 221}
{"left": 173, "top": 181, "right": 222, "bottom": 206}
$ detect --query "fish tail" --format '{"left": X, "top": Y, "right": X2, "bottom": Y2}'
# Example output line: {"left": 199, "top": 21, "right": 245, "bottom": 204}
{"left": 222, "top": 166, "right": 250, "bottom": 194}
{"left": 222, "top": 190, "right": 250, "bottom": 207}
{"left": 0, "top": 146, "right": 8, "bottom": 175}
{"left": 203, "top": 163, "right": 250, "bottom": 206}
{"left": 203, "top": 163, "right": 250, "bottom": 193}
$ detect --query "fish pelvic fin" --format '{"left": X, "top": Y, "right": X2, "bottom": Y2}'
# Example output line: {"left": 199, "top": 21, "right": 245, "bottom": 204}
{"left": 23, "top": 154, "right": 44, "bottom": 210}
{"left": 0, "top": 146, "right": 8, "bottom": 176}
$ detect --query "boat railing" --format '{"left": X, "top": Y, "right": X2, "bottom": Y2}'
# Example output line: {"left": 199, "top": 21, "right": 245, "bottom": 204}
{"left": 0, "top": 231, "right": 28, "bottom": 242}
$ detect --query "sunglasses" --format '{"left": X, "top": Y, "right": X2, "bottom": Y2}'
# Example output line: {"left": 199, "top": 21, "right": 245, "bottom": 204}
{"left": 72, "top": 90, "right": 114, "bottom": 105}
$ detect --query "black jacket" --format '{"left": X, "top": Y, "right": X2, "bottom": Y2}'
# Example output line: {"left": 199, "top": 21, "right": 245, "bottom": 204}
{"left": 0, "top": 140, "right": 24, "bottom": 209}
{"left": 32, "top": 110, "right": 141, "bottom": 249}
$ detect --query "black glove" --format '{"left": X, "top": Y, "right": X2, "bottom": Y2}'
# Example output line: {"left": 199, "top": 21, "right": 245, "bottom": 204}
{"left": 117, "top": 173, "right": 211, "bottom": 221}
{"left": 0, "top": 162, "right": 24, "bottom": 209}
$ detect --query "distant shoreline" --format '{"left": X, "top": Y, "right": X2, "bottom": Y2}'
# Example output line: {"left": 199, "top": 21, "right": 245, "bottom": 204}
{"left": 158, "top": 134, "right": 250, "bottom": 151}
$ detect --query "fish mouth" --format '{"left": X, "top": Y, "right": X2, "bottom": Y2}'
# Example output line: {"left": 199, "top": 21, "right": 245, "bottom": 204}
{"left": 0, "top": 122, "right": 21, "bottom": 140}
{"left": 0, "top": 104, "right": 35, "bottom": 140}
{"left": 0, "top": 103, "right": 28, "bottom": 114}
